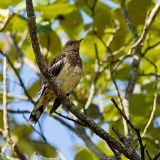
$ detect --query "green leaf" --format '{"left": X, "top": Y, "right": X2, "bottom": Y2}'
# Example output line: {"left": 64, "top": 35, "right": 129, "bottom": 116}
{"left": 76, "top": 0, "right": 112, "bottom": 35}
{"left": 80, "top": 32, "right": 106, "bottom": 60}
{"left": 37, "top": 21, "right": 52, "bottom": 34}
{"left": 27, "top": 80, "right": 41, "bottom": 98}
{"left": 75, "top": 149, "right": 94, "bottom": 160}
{"left": 36, "top": 3, "right": 76, "bottom": 20}
{"left": 38, "top": 30, "right": 62, "bottom": 60}
{"left": 103, "top": 103, "right": 119, "bottom": 122}
{"left": 0, "top": 0, "right": 21, "bottom": 9}
{"left": 93, "top": 2, "right": 112, "bottom": 35}
{"left": 113, "top": 64, "right": 130, "bottom": 80}
{"left": 86, "top": 103, "right": 101, "bottom": 119}
{"left": 60, "top": 9, "right": 83, "bottom": 39}
{"left": 96, "top": 141, "right": 113, "bottom": 156}
{"left": 3, "top": 14, "right": 26, "bottom": 32}
{"left": 128, "top": 0, "right": 151, "bottom": 25}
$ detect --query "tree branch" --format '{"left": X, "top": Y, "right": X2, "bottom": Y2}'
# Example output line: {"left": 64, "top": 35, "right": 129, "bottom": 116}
{"left": 25, "top": 0, "right": 140, "bottom": 159}
{"left": 120, "top": 0, "right": 138, "bottom": 40}
{"left": 55, "top": 116, "right": 112, "bottom": 160}
{"left": 142, "top": 57, "right": 158, "bottom": 137}
{"left": 26, "top": 0, "right": 48, "bottom": 78}
{"left": 1, "top": 56, "right": 26, "bottom": 160}
{"left": 111, "top": 98, "right": 145, "bottom": 159}
{"left": 0, "top": 50, "right": 34, "bottom": 104}
{"left": 133, "top": 2, "right": 160, "bottom": 48}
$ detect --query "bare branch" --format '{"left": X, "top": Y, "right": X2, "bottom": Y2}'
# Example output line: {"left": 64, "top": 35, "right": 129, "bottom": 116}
{"left": 120, "top": 0, "right": 138, "bottom": 40}
{"left": 0, "top": 109, "right": 30, "bottom": 114}
{"left": 133, "top": 2, "right": 160, "bottom": 48}
{"left": 25, "top": 0, "right": 140, "bottom": 159}
{"left": 0, "top": 90, "right": 29, "bottom": 101}
{"left": 142, "top": 41, "right": 160, "bottom": 56}
{"left": 53, "top": 111, "right": 86, "bottom": 127}
{"left": 139, "top": 73, "right": 160, "bottom": 78}
{"left": 120, "top": 0, "right": 140, "bottom": 136}
{"left": 85, "top": 44, "right": 100, "bottom": 110}
{"left": 142, "top": 57, "right": 158, "bottom": 137}
{"left": 153, "top": 150, "right": 160, "bottom": 160}
{"left": 0, "top": 14, "right": 15, "bottom": 32}
{"left": 1, "top": 56, "right": 26, "bottom": 160}
{"left": 111, "top": 98, "right": 145, "bottom": 159}
{"left": 0, "top": 50, "right": 34, "bottom": 104}
{"left": 146, "top": 150, "right": 152, "bottom": 160}
{"left": 3, "top": 56, "right": 9, "bottom": 137}
{"left": 55, "top": 116, "right": 112, "bottom": 160}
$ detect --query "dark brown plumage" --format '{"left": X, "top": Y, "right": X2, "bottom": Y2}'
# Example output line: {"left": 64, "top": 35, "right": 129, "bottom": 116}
{"left": 29, "top": 39, "right": 83, "bottom": 124}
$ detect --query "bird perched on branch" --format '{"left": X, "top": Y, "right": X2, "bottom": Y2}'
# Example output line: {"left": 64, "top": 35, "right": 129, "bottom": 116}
{"left": 29, "top": 39, "right": 83, "bottom": 124}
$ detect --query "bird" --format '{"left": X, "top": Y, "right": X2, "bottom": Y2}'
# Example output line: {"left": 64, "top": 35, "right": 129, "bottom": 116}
{"left": 29, "top": 39, "right": 83, "bottom": 124}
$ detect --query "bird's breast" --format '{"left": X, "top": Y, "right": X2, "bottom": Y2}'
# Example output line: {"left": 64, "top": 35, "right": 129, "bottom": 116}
{"left": 54, "top": 62, "right": 82, "bottom": 94}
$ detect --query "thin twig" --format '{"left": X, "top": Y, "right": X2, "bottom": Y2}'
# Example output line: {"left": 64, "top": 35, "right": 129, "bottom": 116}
{"left": 2, "top": 56, "right": 26, "bottom": 160}
{"left": 0, "top": 109, "right": 30, "bottom": 114}
{"left": 142, "top": 41, "right": 160, "bottom": 56}
{"left": 25, "top": 0, "right": 140, "bottom": 159}
{"left": 133, "top": 2, "right": 160, "bottom": 48}
{"left": 55, "top": 116, "right": 113, "bottom": 160}
{"left": 84, "top": 44, "right": 100, "bottom": 110}
{"left": 139, "top": 73, "right": 160, "bottom": 78}
{"left": 111, "top": 98, "right": 145, "bottom": 159}
{"left": 3, "top": 56, "right": 9, "bottom": 138}
{"left": 0, "top": 50, "right": 34, "bottom": 104}
{"left": 0, "top": 14, "right": 15, "bottom": 32}
{"left": 0, "top": 90, "right": 29, "bottom": 101}
{"left": 142, "top": 57, "right": 158, "bottom": 137}
{"left": 146, "top": 150, "right": 152, "bottom": 160}
{"left": 120, "top": 0, "right": 140, "bottom": 136}
{"left": 23, "top": 114, "right": 48, "bottom": 143}
{"left": 153, "top": 150, "right": 160, "bottom": 160}
{"left": 53, "top": 111, "right": 86, "bottom": 127}
{"left": 120, "top": 0, "right": 138, "bottom": 40}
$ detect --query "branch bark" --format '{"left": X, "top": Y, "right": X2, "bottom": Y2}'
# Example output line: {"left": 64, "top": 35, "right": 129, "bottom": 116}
{"left": 54, "top": 116, "right": 112, "bottom": 160}
{"left": 120, "top": 0, "right": 160, "bottom": 137}
{"left": 25, "top": 0, "right": 140, "bottom": 159}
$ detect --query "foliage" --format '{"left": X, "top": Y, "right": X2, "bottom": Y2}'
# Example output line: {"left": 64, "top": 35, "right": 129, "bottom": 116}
{"left": 0, "top": 0, "right": 160, "bottom": 159}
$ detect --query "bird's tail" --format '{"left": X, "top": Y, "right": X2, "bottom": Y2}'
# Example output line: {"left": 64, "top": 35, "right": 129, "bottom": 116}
{"left": 29, "top": 105, "right": 45, "bottom": 125}
{"left": 29, "top": 86, "right": 54, "bottom": 124}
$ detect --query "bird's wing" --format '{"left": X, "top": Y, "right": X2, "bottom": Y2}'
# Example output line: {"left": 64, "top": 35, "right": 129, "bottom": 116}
{"left": 48, "top": 52, "right": 66, "bottom": 77}
{"left": 39, "top": 52, "right": 66, "bottom": 94}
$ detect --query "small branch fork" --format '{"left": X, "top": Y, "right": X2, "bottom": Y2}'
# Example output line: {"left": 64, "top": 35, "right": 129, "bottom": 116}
{"left": 111, "top": 98, "right": 145, "bottom": 160}
{"left": 25, "top": 0, "right": 140, "bottom": 159}
{"left": 142, "top": 57, "right": 158, "bottom": 137}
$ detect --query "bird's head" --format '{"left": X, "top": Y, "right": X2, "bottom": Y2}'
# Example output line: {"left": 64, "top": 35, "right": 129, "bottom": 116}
{"left": 63, "top": 39, "right": 83, "bottom": 53}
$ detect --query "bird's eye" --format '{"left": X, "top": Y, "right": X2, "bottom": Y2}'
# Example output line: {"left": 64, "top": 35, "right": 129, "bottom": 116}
{"left": 68, "top": 41, "right": 74, "bottom": 45}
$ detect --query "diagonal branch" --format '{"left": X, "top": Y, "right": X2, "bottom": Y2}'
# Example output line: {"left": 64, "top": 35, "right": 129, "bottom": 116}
{"left": 1, "top": 56, "right": 26, "bottom": 160}
{"left": 111, "top": 98, "right": 145, "bottom": 160}
{"left": 25, "top": 0, "right": 140, "bottom": 159}
{"left": 142, "top": 57, "right": 158, "bottom": 137}
{"left": 0, "top": 50, "right": 34, "bottom": 104}
{"left": 120, "top": 0, "right": 138, "bottom": 40}
{"left": 133, "top": 2, "right": 160, "bottom": 48}
{"left": 54, "top": 116, "right": 112, "bottom": 160}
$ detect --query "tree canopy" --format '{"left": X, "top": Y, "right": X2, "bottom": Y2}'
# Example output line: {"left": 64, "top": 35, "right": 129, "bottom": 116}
{"left": 0, "top": 0, "right": 160, "bottom": 159}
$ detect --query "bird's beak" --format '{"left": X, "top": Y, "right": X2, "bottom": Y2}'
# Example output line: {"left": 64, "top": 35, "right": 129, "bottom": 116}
{"left": 79, "top": 38, "right": 83, "bottom": 43}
